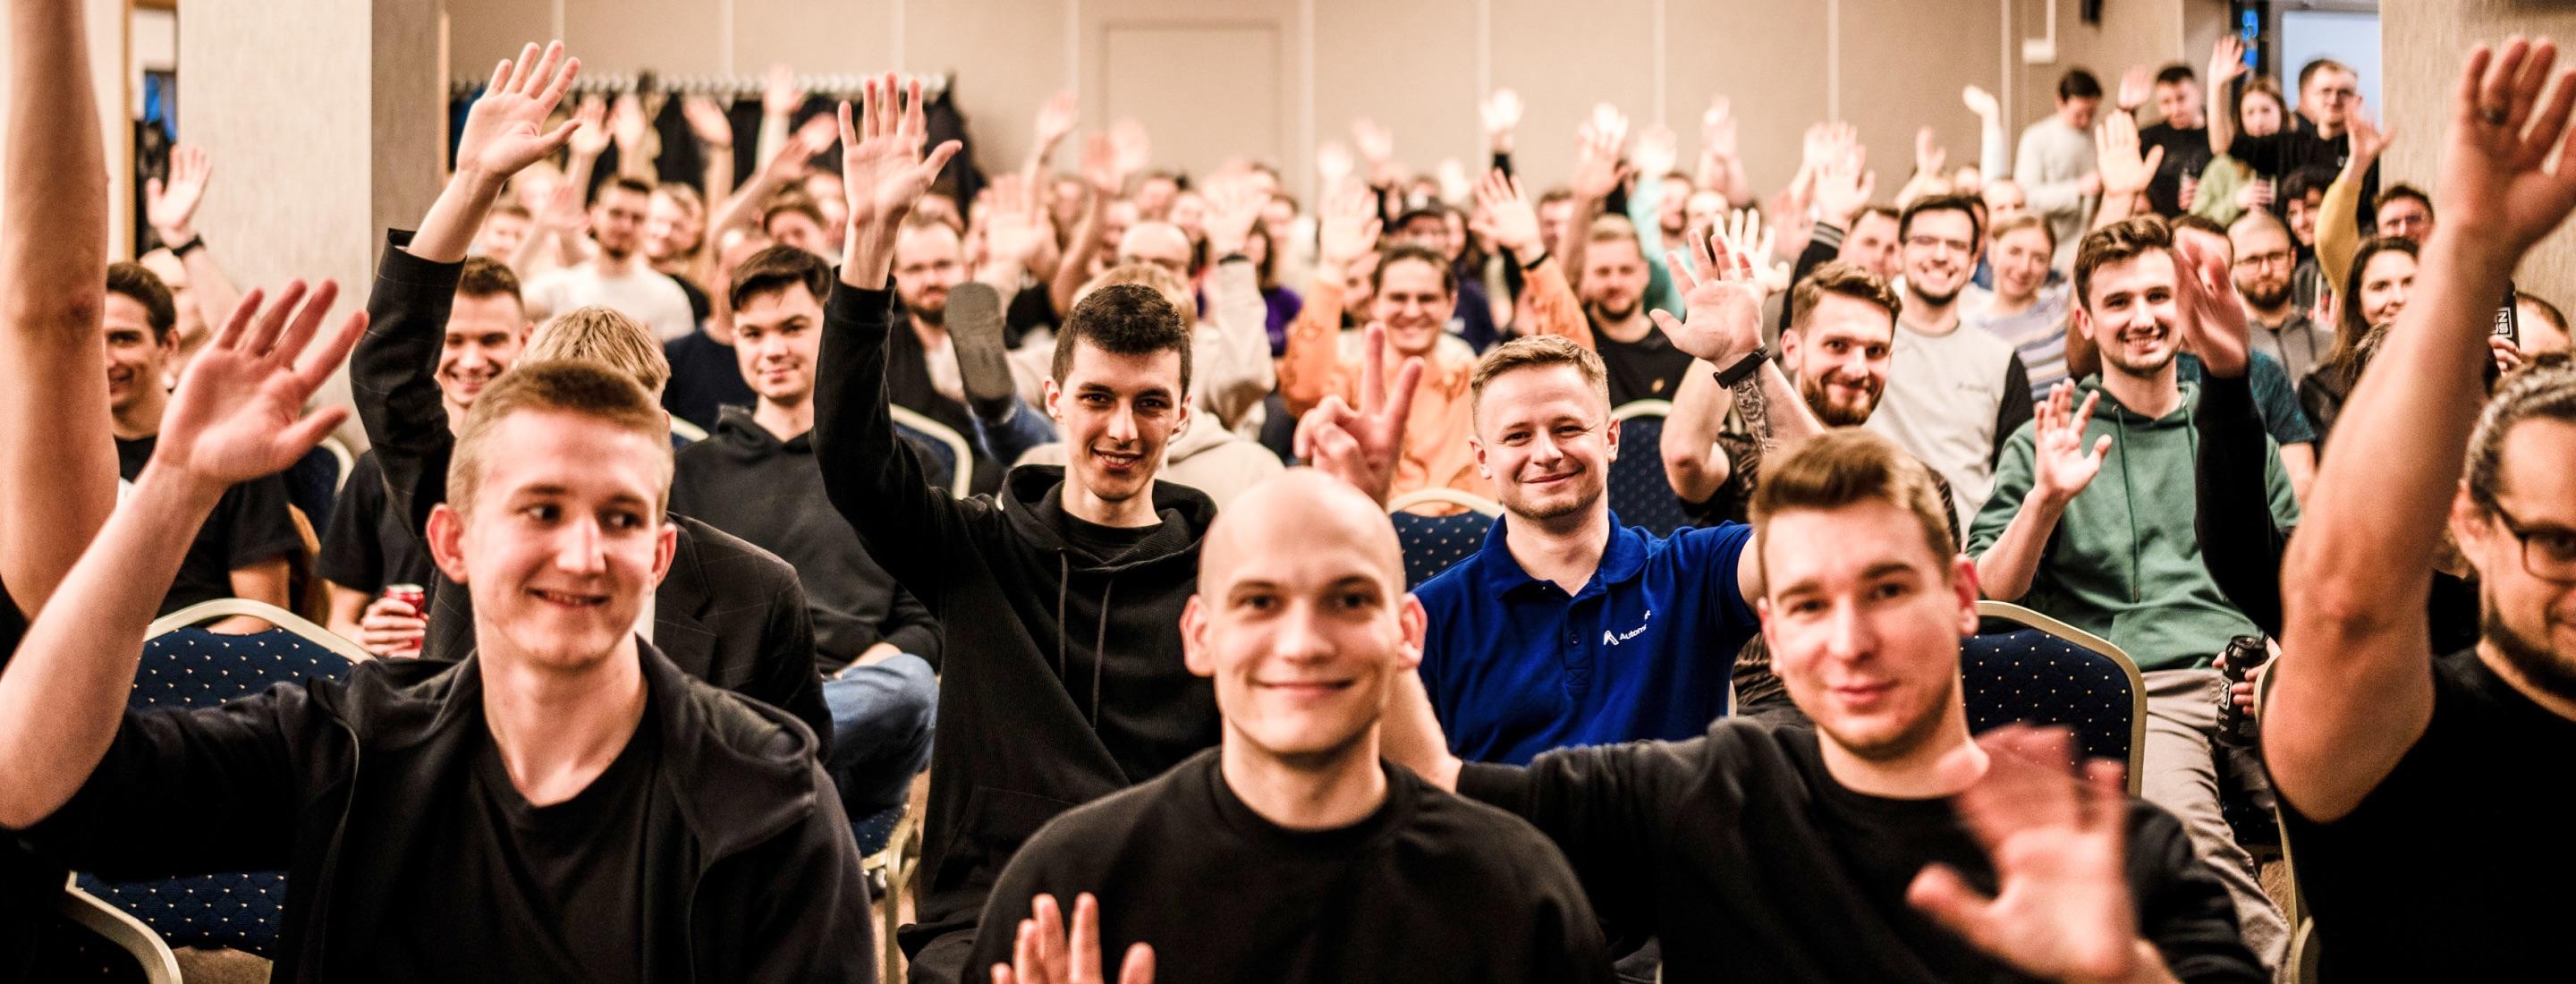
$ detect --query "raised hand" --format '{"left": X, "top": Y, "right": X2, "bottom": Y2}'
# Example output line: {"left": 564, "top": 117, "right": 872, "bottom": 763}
{"left": 2094, "top": 110, "right": 2165, "bottom": 198}
{"left": 2172, "top": 237, "right": 2251, "bottom": 378}
{"left": 1352, "top": 118, "right": 1396, "bottom": 171}
{"left": 1034, "top": 90, "right": 1080, "bottom": 155}
{"left": 762, "top": 63, "right": 804, "bottom": 118}
{"left": 681, "top": 95, "right": 734, "bottom": 149}
{"left": 1294, "top": 322, "right": 1425, "bottom": 505}
{"left": 608, "top": 92, "right": 649, "bottom": 153}
{"left": 1634, "top": 124, "right": 1680, "bottom": 182}
{"left": 1571, "top": 117, "right": 1631, "bottom": 204}
{"left": 146, "top": 143, "right": 212, "bottom": 244}
{"left": 455, "top": 41, "right": 580, "bottom": 183}
{"left": 1962, "top": 84, "right": 2001, "bottom": 121}
{"left": 836, "top": 73, "right": 964, "bottom": 243}
{"left": 2209, "top": 37, "right": 2249, "bottom": 86}
{"left": 1469, "top": 170, "right": 1541, "bottom": 257}
{"left": 1482, "top": 89, "right": 1524, "bottom": 151}
{"left": 1723, "top": 208, "right": 1790, "bottom": 296}
{"left": 1200, "top": 175, "right": 1267, "bottom": 258}
{"left": 758, "top": 125, "right": 829, "bottom": 189}
{"left": 1315, "top": 140, "right": 1356, "bottom": 191}
{"left": 1815, "top": 146, "right": 1876, "bottom": 224}
{"left": 991, "top": 894, "right": 1153, "bottom": 984}
{"left": 2236, "top": 177, "right": 2275, "bottom": 211}
{"left": 2344, "top": 98, "right": 2394, "bottom": 165}
{"left": 566, "top": 94, "right": 611, "bottom": 159}
{"left": 1908, "top": 726, "right": 2148, "bottom": 984}
{"left": 1317, "top": 184, "right": 1383, "bottom": 267}
{"left": 1110, "top": 118, "right": 1152, "bottom": 184}
{"left": 1702, "top": 96, "right": 1741, "bottom": 161}
{"left": 2029, "top": 382, "right": 2111, "bottom": 505}
{"left": 982, "top": 174, "right": 1054, "bottom": 270}
{"left": 1650, "top": 227, "right": 1764, "bottom": 364}
{"left": 156, "top": 281, "right": 365, "bottom": 490}
{"left": 1914, "top": 126, "right": 1950, "bottom": 180}
{"left": 2117, "top": 64, "right": 2154, "bottom": 114}
{"left": 2440, "top": 38, "right": 2576, "bottom": 254}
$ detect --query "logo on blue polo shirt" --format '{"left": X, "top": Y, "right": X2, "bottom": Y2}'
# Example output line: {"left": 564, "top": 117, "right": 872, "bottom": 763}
{"left": 1601, "top": 608, "right": 1654, "bottom": 646}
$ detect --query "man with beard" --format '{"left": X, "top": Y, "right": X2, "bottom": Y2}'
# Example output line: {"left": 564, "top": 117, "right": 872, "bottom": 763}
{"left": 2224, "top": 211, "right": 2334, "bottom": 384}
{"left": 1970, "top": 216, "right": 2297, "bottom": 971}
{"left": 1582, "top": 216, "right": 1694, "bottom": 403}
{"left": 2266, "top": 40, "right": 2576, "bottom": 977}
{"left": 523, "top": 175, "right": 697, "bottom": 342}
{"left": 884, "top": 212, "right": 1009, "bottom": 494}
{"left": 1407, "top": 228, "right": 1819, "bottom": 766}
{"left": 1864, "top": 194, "right": 2034, "bottom": 530}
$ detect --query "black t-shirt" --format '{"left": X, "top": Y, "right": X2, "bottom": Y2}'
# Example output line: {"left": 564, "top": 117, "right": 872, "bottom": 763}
{"left": 2138, "top": 122, "right": 2215, "bottom": 217}
{"left": 660, "top": 331, "right": 758, "bottom": 433}
{"left": 2281, "top": 648, "right": 2576, "bottom": 980}
{"left": 971, "top": 749, "right": 1612, "bottom": 983}
{"left": 1596, "top": 327, "right": 1698, "bottom": 405}
{"left": 1462, "top": 720, "right": 2263, "bottom": 982}
{"left": 114, "top": 435, "right": 302, "bottom": 615}
{"left": 1006, "top": 284, "right": 1059, "bottom": 341}
{"left": 1062, "top": 513, "right": 1161, "bottom": 565}
{"left": 2228, "top": 115, "right": 2377, "bottom": 228}
{"left": 315, "top": 450, "right": 435, "bottom": 597}
{"left": 380, "top": 704, "right": 674, "bottom": 982}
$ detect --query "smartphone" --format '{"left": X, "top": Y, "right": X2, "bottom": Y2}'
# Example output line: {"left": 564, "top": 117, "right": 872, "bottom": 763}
{"left": 2495, "top": 281, "right": 2521, "bottom": 348}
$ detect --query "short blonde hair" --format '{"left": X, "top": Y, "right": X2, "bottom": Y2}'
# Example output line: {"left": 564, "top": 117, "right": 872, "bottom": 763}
{"left": 1470, "top": 335, "right": 1609, "bottom": 416}
{"left": 1749, "top": 429, "right": 1954, "bottom": 583}
{"left": 522, "top": 306, "right": 671, "bottom": 395}
{"left": 448, "top": 361, "right": 674, "bottom": 517}
{"left": 1078, "top": 262, "right": 1198, "bottom": 320}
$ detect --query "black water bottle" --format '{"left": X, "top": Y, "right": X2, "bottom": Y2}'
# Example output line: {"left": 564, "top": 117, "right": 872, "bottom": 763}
{"left": 2215, "top": 634, "right": 2271, "bottom": 748}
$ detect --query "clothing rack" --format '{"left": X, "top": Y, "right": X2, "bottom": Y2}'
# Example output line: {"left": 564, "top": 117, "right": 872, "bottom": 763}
{"left": 446, "top": 72, "right": 952, "bottom": 101}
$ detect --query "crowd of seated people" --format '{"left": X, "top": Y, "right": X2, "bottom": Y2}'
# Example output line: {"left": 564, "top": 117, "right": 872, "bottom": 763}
{"left": 3, "top": 5, "right": 2573, "bottom": 981}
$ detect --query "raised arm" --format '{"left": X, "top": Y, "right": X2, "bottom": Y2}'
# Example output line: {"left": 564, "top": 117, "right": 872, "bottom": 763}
{"left": 810, "top": 75, "right": 975, "bottom": 593}
{"left": 2206, "top": 38, "right": 2248, "bottom": 159}
{"left": 2178, "top": 239, "right": 2290, "bottom": 637}
{"left": 707, "top": 125, "right": 827, "bottom": 250}
{"left": 609, "top": 92, "right": 655, "bottom": 182}
{"left": 1195, "top": 178, "right": 1279, "bottom": 431}
{"left": 1048, "top": 133, "right": 1130, "bottom": 319}
{"left": 2272, "top": 38, "right": 2576, "bottom": 821}
{"left": 1973, "top": 383, "right": 2110, "bottom": 601}
{"left": 1474, "top": 170, "right": 1589, "bottom": 348}
{"left": 2090, "top": 113, "right": 2165, "bottom": 232}
{"left": 1964, "top": 85, "right": 2008, "bottom": 181}
{"left": 679, "top": 96, "right": 737, "bottom": 280}
{"left": 1699, "top": 97, "right": 1755, "bottom": 208}
{"left": 1278, "top": 186, "right": 1377, "bottom": 416}
{"left": 2317, "top": 105, "right": 2392, "bottom": 292}
{"left": 144, "top": 145, "right": 247, "bottom": 349}
{"left": 0, "top": 284, "right": 360, "bottom": 829}
{"left": 0, "top": 0, "right": 116, "bottom": 619}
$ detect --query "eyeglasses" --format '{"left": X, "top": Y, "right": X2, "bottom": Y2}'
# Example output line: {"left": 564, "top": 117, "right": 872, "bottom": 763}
{"left": 2490, "top": 499, "right": 2576, "bottom": 583}
{"left": 2233, "top": 250, "right": 2295, "bottom": 270}
{"left": 1904, "top": 235, "right": 1974, "bottom": 257}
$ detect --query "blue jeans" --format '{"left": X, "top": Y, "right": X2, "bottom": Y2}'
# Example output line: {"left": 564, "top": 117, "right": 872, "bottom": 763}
{"left": 824, "top": 653, "right": 937, "bottom": 817}
{"left": 968, "top": 398, "right": 1058, "bottom": 469}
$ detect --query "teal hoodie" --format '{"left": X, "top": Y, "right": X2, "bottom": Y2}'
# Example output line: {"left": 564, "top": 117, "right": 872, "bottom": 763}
{"left": 1969, "top": 377, "right": 2300, "bottom": 672}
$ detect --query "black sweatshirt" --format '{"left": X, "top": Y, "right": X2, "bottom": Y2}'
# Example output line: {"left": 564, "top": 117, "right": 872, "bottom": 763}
{"left": 1459, "top": 720, "right": 2264, "bottom": 983}
{"left": 812, "top": 282, "right": 1220, "bottom": 974}
{"left": 672, "top": 407, "right": 942, "bottom": 671}
{"left": 2191, "top": 371, "right": 2479, "bottom": 651}
{"left": 350, "top": 232, "right": 829, "bottom": 740}
{"left": 970, "top": 749, "right": 1612, "bottom": 983}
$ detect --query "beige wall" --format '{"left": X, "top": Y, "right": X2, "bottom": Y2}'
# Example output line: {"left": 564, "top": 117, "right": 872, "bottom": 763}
{"left": 2385, "top": 0, "right": 2576, "bottom": 292}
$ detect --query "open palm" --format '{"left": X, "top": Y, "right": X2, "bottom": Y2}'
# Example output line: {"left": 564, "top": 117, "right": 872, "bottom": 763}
{"left": 2030, "top": 383, "right": 2110, "bottom": 503}
{"left": 2441, "top": 38, "right": 2576, "bottom": 252}
{"left": 836, "top": 73, "right": 963, "bottom": 239}
{"left": 1909, "top": 726, "right": 2142, "bottom": 982}
{"left": 146, "top": 144, "right": 211, "bottom": 241}
{"left": 457, "top": 41, "right": 580, "bottom": 182}
{"left": 158, "top": 282, "right": 365, "bottom": 488}
{"left": 1650, "top": 228, "right": 1764, "bottom": 364}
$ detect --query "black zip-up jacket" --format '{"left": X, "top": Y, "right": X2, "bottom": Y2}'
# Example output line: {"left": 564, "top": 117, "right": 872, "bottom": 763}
{"left": 812, "top": 282, "right": 1219, "bottom": 977}
{"left": 673, "top": 406, "right": 943, "bottom": 670}
{"left": 10, "top": 644, "right": 874, "bottom": 981}
{"left": 352, "top": 233, "right": 828, "bottom": 738}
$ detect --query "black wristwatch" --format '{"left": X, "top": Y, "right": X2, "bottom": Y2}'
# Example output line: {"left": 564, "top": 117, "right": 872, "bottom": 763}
{"left": 1713, "top": 345, "right": 1771, "bottom": 387}
{"left": 169, "top": 234, "right": 205, "bottom": 258}
{"left": 1515, "top": 249, "right": 1550, "bottom": 271}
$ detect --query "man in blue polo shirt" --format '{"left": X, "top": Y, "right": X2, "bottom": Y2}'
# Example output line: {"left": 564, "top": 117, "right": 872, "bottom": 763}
{"left": 1410, "top": 231, "right": 1822, "bottom": 764}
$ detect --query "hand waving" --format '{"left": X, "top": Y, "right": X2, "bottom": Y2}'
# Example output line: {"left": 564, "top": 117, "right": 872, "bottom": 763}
{"left": 1649, "top": 227, "right": 1765, "bottom": 364}
{"left": 566, "top": 94, "right": 611, "bottom": 159}
{"left": 990, "top": 894, "right": 1154, "bottom": 984}
{"left": 1294, "top": 322, "right": 1425, "bottom": 505}
{"left": 1907, "top": 726, "right": 2147, "bottom": 984}
{"left": 156, "top": 281, "right": 366, "bottom": 490}
{"left": 1702, "top": 96, "right": 1741, "bottom": 160}
{"left": 146, "top": 144, "right": 212, "bottom": 244}
{"left": 1962, "top": 84, "right": 2001, "bottom": 121}
{"left": 836, "top": 73, "right": 964, "bottom": 244}
{"left": 1200, "top": 175, "right": 1267, "bottom": 258}
{"left": 2344, "top": 98, "right": 2394, "bottom": 165}
{"left": 1482, "top": 89, "right": 1524, "bottom": 150}
{"left": 681, "top": 95, "right": 734, "bottom": 149}
{"left": 1467, "top": 170, "right": 1541, "bottom": 258}
{"left": 2439, "top": 38, "right": 2576, "bottom": 255}
{"left": 2209, "top": 37, "right": 2250, "bottom": 87}
{"left": 2172, "top": 237, "right": 2251, "bottom": 378}
{"left": 2029, "top": 382, "right": 2111, "bottom": 505}
{"left": 2094, "top": 110, "right": 2165, "bottom": 198}
{"left": 1316, "top": 184, "right": 1383, "bottom": 267}
{"left": 455, "top": 41, "right": 580, "bottom": 183}
{"left": 1034, "top": 90, "right": 1080, "bottom": 154}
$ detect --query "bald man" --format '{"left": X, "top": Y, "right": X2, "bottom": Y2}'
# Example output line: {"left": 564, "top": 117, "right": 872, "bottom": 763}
{"left": 1115, "top": 221, "right": 1193, "bottom": 279}
{"left": 970, "top": 471, "right": 1609, "bottom": 983}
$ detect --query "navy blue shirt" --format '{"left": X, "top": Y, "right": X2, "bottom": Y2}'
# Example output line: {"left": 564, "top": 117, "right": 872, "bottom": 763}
{"left": 1415, "top": 512, "right": 1759, "bottom": 765}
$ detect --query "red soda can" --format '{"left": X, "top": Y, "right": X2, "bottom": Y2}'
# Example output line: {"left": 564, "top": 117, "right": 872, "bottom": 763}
{"left": 383, "top": 583, "right": 427, "bottom": 617}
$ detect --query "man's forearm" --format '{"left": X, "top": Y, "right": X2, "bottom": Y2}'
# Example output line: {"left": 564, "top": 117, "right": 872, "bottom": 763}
{"left": 178, "top": 250, "right": 244, "bottom": 338}
{"left": 1048, "top": 190, "right": 1108, "bottom": 317}
{"left": 1659, "top": 359, "right": 1735, "bottom": 502}
{"left": 413, "top": 170, "right": 510, "bottom": 264}
{"left": 1749, "top": 361, "right": 1822, "bottom": 445}
{"left": 0, "top": 465, "right": 222, "bottom": 828}
{"left": 2316, "top": 168, "right": 2368, "bottom": 292}
{"left": 1974, "top": 493, "right": 2068, "bottom": 601}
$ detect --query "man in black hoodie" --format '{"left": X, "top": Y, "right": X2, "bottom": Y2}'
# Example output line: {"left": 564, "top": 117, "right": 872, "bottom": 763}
{"left": 674, "top": 243, "right": 940, "bottom": 817}
{"left": 354, "top": 44, "right": 827, "bottom": 742}
{"left": 0, "top": 148, "right": 873, "bottom": 983}
{"left": 810, "top": 75, "right": 1219, "bottom": 981}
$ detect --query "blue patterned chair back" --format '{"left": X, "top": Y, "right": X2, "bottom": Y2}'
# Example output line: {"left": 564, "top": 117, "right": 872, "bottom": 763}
{"left": 894, "top": 420, "right": 960, "bottom": 493}
{"left": 1606, "top": 408, "right": 1690, "bottom": 538}
{"left": 77, "top": 620, "right": 360, "bottom": 958}
{"left": 283, "top": 442, "right": 343, "bottom": 530}
{"left": 1960, "top": 613, "right": 2143, "bottom": 789}
{"left": 1392, "top": 510, "right": 1495, "bottom": 590}
{"left": 851, "top": 802, "right": 906, "bottom": 857}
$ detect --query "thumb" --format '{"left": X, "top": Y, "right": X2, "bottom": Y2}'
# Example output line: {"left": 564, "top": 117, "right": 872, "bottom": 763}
{"left": 538, "top": 120, "right": 582, "bottom": 154}
{"left": 2089, "top": 435, "right": 2114, "bottom": 462}
{"left": 1906, "top": 864, "right": 2002, "bottom": 951}
{"left": 2141, "top": 145, "right": 2165, "bottom": 174}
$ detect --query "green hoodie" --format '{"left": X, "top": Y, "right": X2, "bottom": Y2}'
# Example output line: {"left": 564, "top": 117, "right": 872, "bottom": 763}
{"left": 1969, "top": 377, "right": 2300, "bottom": 672}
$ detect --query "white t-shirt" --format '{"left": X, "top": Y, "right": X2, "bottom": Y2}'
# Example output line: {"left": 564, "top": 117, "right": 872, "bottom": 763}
{"left": 527, "top": 263, "right": 698, "bottom": 342}
{"left": 1865, "top": 318, "right": 2021, "bottom": 528}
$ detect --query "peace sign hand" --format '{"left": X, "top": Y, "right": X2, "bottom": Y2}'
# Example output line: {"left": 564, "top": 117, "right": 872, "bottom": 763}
{"left": 1294, "top": 322, "right": 1425, "bottom": 505}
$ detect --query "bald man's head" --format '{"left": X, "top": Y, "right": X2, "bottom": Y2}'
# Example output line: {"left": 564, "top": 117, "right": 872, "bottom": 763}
{"left": 1117, "top": 221, "right": 1195, "bottom": 277}
{"left": 1183, "top": 470, "right": 1424, "bottom": 766}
